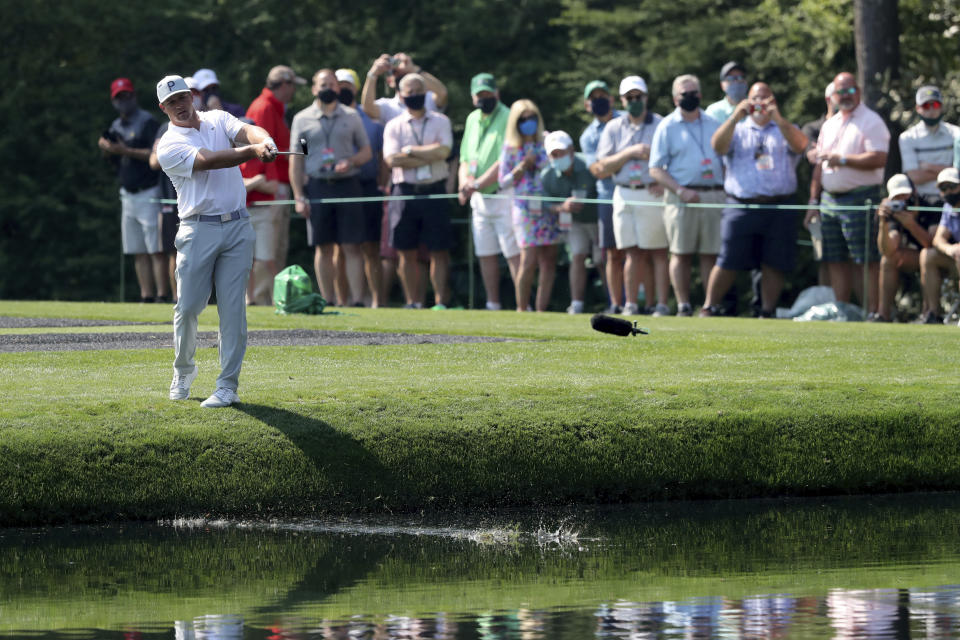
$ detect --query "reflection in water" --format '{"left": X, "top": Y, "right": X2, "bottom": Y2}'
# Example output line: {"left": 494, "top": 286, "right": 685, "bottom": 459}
{"left": 5, "top": 494, "right": 960, "bottom": 638}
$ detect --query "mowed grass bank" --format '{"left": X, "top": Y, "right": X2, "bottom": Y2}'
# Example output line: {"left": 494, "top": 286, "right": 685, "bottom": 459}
{"left": 1, "top": 301, "right": 959, "bottom": 524}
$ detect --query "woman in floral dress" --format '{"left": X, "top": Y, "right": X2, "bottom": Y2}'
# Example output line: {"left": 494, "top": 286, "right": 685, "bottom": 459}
{"left": 497, "top": 99, "right": 559, "bottom": 311}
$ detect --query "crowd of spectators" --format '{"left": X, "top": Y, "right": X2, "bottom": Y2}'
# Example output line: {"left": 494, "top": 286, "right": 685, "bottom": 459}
{"left": 98, "top": 57, "right": 960, "bottom": 322}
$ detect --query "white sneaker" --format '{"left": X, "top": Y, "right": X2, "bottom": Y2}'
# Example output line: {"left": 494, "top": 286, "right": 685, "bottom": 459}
{"left": 567, "top": 301, "right": 584, "bottom": 314}
{"left": 623, "top": 302, "right": 640, "bottom": 315}
{"left": 651, "top": 303, "right": 671, "bottom": 317}
{"left": 169, "top": 365, "right": 198, "bottom": 400}
{"left": 200, "top": 387, "right": 240, "bottom": 408}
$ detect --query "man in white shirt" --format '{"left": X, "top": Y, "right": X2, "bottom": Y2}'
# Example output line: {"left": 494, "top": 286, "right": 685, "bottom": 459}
{"left": 155, "top": 75, "right": 277, "bottom": 408}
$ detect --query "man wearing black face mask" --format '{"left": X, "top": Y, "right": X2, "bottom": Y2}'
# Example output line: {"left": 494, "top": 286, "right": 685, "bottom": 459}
{"left": 99, "top": 77, "right": 168, "bottom": 303}
{"left": 899, "top": 86, "right": 960, "bottom": 208}
{"left": 582, "top": 80, "right": 625, "bottom": 313}
{"left": 458, "top": 73, "right": 518, "bottom": 311}
{"left": 289, "top": 69, "right": 372, "bottom": 306}
{"left": 650, "top": 74, "right": 724, "bottom": 317}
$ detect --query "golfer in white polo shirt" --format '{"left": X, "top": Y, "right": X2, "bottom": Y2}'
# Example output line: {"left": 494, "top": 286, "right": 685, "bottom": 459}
{"left": 155, "top": 75, "right": 278, "bottom": 408}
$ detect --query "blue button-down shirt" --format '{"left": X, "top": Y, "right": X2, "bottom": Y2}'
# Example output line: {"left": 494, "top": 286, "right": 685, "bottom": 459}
{"left": 722, "top": 118, "right": 800, "bottom": 198}
{"left": 649, "top": 108, "right": 723, "bottom": 187}
{"left": 580, "top": 111, "right": 626, "bottom": 199}
{"left": 356, "top": 107, "right": 384, "bottom": 183}
{"left": 939, "top": 203, "right": 960, "bottom": 242}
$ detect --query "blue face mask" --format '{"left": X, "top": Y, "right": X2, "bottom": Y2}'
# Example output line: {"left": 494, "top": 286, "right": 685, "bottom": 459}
{"left": 518, "top": 117, "right": 538, "bottom": 136}
{"left": 725, "top": 81, "right": 747, "bottom": 102}
{"left": 550, "top": 154, "right": 572, "bottom": 173}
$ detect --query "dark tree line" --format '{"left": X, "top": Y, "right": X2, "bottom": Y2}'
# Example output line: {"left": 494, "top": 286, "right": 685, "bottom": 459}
{"left": 1, "top": 0, "right": 957, "bottom": 301}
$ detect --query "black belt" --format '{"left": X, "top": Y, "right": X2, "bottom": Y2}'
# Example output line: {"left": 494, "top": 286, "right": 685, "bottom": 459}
{"left": 614, "top": 183, "right": 651, "bottom": 190}
{"left": 398, "top": 180, "right": 446, "bottom": 194}
{"left": 123, "top": 183, "right": 156, "bottom": 194}
{"left": 195, "top": 209, "right": 249, "bottom": 223}
{"left": 731, "top": 194, "right": 792, "bottom": 205}
{"left": 686, "top": 185, "right": 723, "bottom": 192}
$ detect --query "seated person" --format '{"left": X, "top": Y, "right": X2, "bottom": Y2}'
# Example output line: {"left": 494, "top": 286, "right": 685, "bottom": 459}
{"left": 919, "top": 167, "right": 960, "bottom": 325}
{"left": 874, "top": 174, "right": 937, "bottom": 322}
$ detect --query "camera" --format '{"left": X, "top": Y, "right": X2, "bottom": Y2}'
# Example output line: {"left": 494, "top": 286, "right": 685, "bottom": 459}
{"left": 888, "top": 200, "right": 906, "bottom": 212}
{"left": 388, "top": 57, "right": 399, "bottom": 68}
{"left": 102, "top": 129, "right": 118, "bottom": 142}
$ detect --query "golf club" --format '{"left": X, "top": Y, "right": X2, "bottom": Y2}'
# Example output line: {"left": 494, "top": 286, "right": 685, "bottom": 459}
{"left": 591, "top": 314, "right": 649, "bottom": 336}
{"left": 276, "top": 137, "right": 309, "bottom": 155}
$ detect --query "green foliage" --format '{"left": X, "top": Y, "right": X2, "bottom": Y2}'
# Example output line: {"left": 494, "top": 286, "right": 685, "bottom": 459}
{"left": 1, "top": 0, "right": 958, "bottom": 300}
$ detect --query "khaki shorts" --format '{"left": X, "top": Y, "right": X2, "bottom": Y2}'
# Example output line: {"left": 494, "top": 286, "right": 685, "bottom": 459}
{"left": 663, "top": 189, "right": 724, "bottom": 255}
{"left": 567, "top": 221, "right": 601, "bottom": 263}
{"left": 613, "top": 185, "right": 668, "bottom": 250}
{"left": 120, "top": 185, "right": 161, "bottom": 255}
{"left": 249, "top": 206, "right": 277, "bottom": 261}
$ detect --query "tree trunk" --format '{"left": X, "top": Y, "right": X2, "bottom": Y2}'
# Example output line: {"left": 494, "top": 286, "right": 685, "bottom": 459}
{"left": 854, "top": 0, "right": 901, "bottom": 111}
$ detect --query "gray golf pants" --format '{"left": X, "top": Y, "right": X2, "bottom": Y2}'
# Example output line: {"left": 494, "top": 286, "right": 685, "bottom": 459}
{"left": 173, "top": 211, "right": 255, "bottom": 392}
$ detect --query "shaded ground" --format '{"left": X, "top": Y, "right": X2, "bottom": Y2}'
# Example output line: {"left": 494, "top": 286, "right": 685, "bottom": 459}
{"left": 0, "top": 318, "right": 515, "bottom": 352}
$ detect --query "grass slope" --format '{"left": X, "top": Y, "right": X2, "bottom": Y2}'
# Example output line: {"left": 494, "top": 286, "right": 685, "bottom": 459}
{"left": 1, "top": 301, "right": 958, "bottom": 523}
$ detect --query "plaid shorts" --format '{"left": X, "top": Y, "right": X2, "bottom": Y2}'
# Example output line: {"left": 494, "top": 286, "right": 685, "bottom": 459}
{"left": 820, "top": 186, "right": 881, "bottom": 264}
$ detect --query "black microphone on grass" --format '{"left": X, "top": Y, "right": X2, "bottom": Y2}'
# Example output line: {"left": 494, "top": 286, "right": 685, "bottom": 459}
{"left": 591, "top": 314, "right": 649, "bottom": 336}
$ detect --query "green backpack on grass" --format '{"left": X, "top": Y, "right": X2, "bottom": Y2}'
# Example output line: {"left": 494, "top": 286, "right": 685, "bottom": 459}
{"left": 273, "top": 265, "right": 327, "bottom": 314}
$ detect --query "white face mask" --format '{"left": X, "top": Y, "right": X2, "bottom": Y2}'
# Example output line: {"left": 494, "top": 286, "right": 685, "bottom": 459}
{"left": 193, "top": 95, "right": 204, "bottom": 111}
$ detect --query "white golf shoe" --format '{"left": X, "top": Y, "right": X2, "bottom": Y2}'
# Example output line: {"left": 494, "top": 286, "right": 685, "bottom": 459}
{"left": 200, "top": 387, "right": 240, "bottom": 408}
{"left": 169, "top": 365, "right": 199, "bottom": 400}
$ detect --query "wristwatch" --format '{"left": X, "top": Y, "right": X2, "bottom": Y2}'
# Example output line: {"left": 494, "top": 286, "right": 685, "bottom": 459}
{"left": 402, "top": 145, "right": 413, "bottom": 155}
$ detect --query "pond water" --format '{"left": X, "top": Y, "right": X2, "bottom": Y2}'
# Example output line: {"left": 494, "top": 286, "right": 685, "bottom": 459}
{"left": 3, "top": 494, "right": 960, "bottom": 639}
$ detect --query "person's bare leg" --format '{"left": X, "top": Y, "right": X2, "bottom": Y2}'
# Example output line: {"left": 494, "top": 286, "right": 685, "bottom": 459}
{"left": 651, "top": 248, "right": 670, "bottom": 305}
{"left": 703, "top": 265, "right": 737, "bottom": 308}
{"left": 430, "top": 250, "right": 450, "bottom": 306}
{"left": 878, "top": 254, "right": 899, "bottom": 320}
{"left": 380, "top": 257, "right": 397, "bottom": 306}
{"left": 606, "top": 247, "right": 626, "bottom": 308}
{"left": 669, "top": 253, "right": 693, "bottom": 306}
{"left": 920, "top": 248, "right": 949, "bottom": 316}
{"left": 698, "top": 254, "right": 718, "bottom": 306}
{"left": 361, "top": 242, "right": 383, "bottom": 307}
{"left": 134, "top": 253, "right": 155, "bottom": 300}
{"left": 314, "top": 244, "right": 337, "bottom": 304}
{"left": 478, "top": 254, "right": 502, "bottom": 306}
{"left": 515, "top": 247, "right": 536, "bottom": 311}
{"left": 569, "top": 253, "right": 587, "bottom": 307}
{"left": 397, "top": 250, "right": 419, "bottom": 306}
{"left": 340, "top": 243, "right": 366, "bottom": 306}
{"left": 622, "top": 246, "right": 641, "bottom": 308}
{"left": 168, "top": 254, "right": 178, "bottom": 302}
{"left": 151, "top": 253, "right": 168, "bottom": 298}
{"left": 535, "top": 245, "right": 559, "bottom": 312}
{"left": 827, "top": 261, "right": 852, "bottom": 302}
{"left": 759, "top": 264, "right": 785, "bottom": 314}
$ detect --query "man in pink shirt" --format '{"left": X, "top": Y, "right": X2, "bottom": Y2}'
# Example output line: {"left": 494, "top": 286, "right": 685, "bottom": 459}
{"left": 815, "top": 72, "right": 890, "bottom": 317}
{"left": 382, "top": 73, "right": 454, "bottom": 309}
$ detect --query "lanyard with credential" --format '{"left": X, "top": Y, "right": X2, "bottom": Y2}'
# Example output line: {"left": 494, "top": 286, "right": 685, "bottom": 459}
{"left": 684, "top": 117, "right": 707, "bottom": 159}
{"left": 410, "top": 116, "right": 430, "bottom": 146}
{"left": 319, "top": 113, "right": 337, "bottom": 149}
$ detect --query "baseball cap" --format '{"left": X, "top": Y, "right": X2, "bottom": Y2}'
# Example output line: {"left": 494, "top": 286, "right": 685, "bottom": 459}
{"left": 336, "top": 68, "right": 360, "bottom": 88}
{"left": 184, "top": 76, "right": 198, "bottom": 91}
{"left": 937, "top": 167, "right": 960, "bottom": 189}
{"left": 619, "top": 75, "right": 648, "bottom": 96}
{"left": 193, "top": 68, "right": 219, "bottom": 90}
{"left": 110, "top": 77, "right": 134, "bottom": 98}
{"left": 470, "top": 73, "right": 497, "bottom": 95}
{"left": 915, "top": 85, "right": 942, "bottom": 105}
{"left": 267, "top": 65, "right": 307, "bottom": 87}
{"left": 156, "top": 75, "right": 191, "bottom": 104}
{"left": 544, "top": 130, "right": 574, "bottom": 155}
{"left": 824, "top": 81, "right": 835, "bottom": 99}
{"left": 885, "top": 174, "right": 914, "bottom": 199}
{"left": 720, "top": 61, "right": 746, "bottom": 80}
{"left": 583, "top": 80, "right": 610, "bottom": 101}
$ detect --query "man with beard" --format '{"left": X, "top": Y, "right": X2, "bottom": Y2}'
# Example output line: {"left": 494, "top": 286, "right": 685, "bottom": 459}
{"left": 701, "top": 82, "right": 808, "bottom": 317}
{"left": 98, "top": 77, "right": 168, "bottom": 303}
{"left": 815, "top": 71, "right": 890, "bottom": 318}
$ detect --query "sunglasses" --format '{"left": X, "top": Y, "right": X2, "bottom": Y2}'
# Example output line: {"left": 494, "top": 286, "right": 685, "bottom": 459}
{"left": 920, "top": 100, "right": 942, "bottom": 110}
{"left": 835, "top": 87, "right": 857, "bottom": 96}
{"left": 724, "top": 75, "right": 747, "bottom": 83}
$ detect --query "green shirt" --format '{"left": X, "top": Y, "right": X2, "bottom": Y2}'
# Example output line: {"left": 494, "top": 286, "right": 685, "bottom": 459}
{"left": 460, "top": 102, "right": 509, "bottom": 194}
{"left": 540, "top": 153, "right": 598, "bottom": 224}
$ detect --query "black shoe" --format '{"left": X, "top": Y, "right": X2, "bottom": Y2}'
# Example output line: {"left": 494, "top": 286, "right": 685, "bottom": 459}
{"left": 921, "top": 311, "right": 943, "bottom": 325}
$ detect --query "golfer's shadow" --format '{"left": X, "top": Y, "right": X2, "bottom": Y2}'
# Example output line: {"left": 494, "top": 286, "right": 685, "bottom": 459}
{"left": 235, "top": 403, "right": 399, "bottom": 510}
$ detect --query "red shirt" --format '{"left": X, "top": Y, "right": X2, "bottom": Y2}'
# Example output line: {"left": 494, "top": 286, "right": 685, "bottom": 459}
{"left": 246, "top": 88, "right": 291, "bottom": 184}
{"left": 240, "top": 156, "right": 280, "bottom": 206}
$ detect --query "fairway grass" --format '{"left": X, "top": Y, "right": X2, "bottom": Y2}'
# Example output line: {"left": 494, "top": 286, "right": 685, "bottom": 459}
{"left": 1, "top": 300, "right": 959, "bottom": 524}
